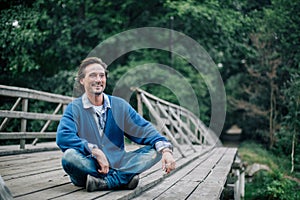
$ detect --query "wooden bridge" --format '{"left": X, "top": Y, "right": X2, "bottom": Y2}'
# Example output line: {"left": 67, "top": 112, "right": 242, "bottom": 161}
{"left": 0, "top": 85, "right": 244, "bottom": 200}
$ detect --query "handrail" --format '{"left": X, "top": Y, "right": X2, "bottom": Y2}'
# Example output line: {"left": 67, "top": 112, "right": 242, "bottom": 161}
{"left": 0, "top": 85, "right": 73, "bottom": 149}
{"left": 0, "top": 85, "right": 220, "bottom": 152}
{"left": 132, "top": 87, "right": 221, "bottom": 156}
{"left": 0, "top": 85, "right": 73, "bottom": 103}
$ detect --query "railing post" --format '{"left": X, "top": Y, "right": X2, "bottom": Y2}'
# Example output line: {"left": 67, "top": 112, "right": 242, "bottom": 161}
{"left": 20, "top": 99, "right": 28, "bottom": 149}
{"left": 136, "top": 92, "right": 143, "bottom": 116}
{"left": 0, "top": 97, "right": 22, "bottom": 131}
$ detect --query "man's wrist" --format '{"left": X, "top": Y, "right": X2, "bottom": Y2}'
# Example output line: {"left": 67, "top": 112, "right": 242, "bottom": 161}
{"left": 162, "top": 148, "right": 173, "bottom": 155}
{"left": 155, "top": 141, "right": 173, "bottom": 152}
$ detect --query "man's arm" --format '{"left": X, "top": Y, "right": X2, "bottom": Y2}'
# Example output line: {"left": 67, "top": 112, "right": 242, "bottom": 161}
{"left": 121, "top": 99, "right": 176, "bottom": 173}
{"left": 56, "top": 103, "right": 91, "bottom": 155}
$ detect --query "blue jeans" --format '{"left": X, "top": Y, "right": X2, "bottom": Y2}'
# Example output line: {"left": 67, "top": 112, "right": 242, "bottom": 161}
{"left": 61, "top": 145, "right": 161, "bottom": 189}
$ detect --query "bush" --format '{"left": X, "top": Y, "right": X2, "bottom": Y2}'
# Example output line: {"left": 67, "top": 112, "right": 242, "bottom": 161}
{"left": 247, "top": 171, "right": 300, "bottom": 200}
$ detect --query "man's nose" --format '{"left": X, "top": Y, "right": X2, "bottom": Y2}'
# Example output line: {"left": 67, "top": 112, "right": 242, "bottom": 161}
{"left": 95, "top": 75, "right": 103, "bottom": 82}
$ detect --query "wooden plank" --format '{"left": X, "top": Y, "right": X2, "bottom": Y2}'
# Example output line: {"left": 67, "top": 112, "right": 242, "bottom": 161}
{"left": 2, "top": 161, "right": 62, "bottom": 180}
{"left": 0, "top": 110, "right": 62, "bottom": 121}
{"left": 0, "top": 151, "right": 62, "bottom": 167}
{"left": 156, "top": 103, "right": 197, "bottom": 152}
{"left": 0, "top": 142, "right": 59, "bottom": 156}
{"left": 98, "top": 146, "right": 213, "bottom": 200}
{"left": 0, "top": 132, "right": 57, "bottom": 139}
{"left": 5, "top": 170, "right": 70, "bottom": 197}
{"left": 149, "top": 148, "right": 226, "bottom": 199}
{"left": 134, "top": 88, "right": 185, "bottom": 113}
{"left": 157, "top": 180, "right": 199, "bottom": 200}
{"left": 0, "top": 84, "right": 73, "bottom": 104}
{"left": 140, "top": 93, "right": 186, "bottom": 157}
{"left": 14, "top": 184, "right": 84, "bottom": 200}
{"left": 168, "top": 107, "right": 202, "bottom": 145}
{"left": 182, "top": 148, "right": 227, "bottom": 182}
{"left": 132, "top": 149, "right": 215, "bottom": 200}
{"left": 20, "top": 98, "right": 28, "bottom": 149}
{"left": 0, "top": 144, "right": 235, "bottom": 200}
{"left": 148, "top": 148, "right": 236, "bottom": 200}
{"left": 187, "top": 148, "right": 237, "bottom": 200}
{"left": 32, "top": 103, "right": 63, "bottom": 145}
{"left": 0, "top": 97, "right": 22, "bottom": 131}
{"left": 0, "top": 145, "right": 196, "bottom": 200}
{"left": 187, "top": 182, "right": 224, "bottom": 200}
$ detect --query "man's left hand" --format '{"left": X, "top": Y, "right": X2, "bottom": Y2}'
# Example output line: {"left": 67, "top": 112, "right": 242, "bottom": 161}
{"left": 161, "top": 149, "right": 176, "bottom": 174}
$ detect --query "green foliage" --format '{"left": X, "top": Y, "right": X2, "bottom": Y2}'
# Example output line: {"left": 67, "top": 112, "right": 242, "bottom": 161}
{"left": 1, "top": 0, "right": 300, "bottom": 173}
{"left": 239, "top": 141, "right": 279, "bottom": 170}
{"left": 239, "top": 141, "right": 300, "bottom": 200}
{"left": 246, "top": 171, "right": 300, "bottom": 200}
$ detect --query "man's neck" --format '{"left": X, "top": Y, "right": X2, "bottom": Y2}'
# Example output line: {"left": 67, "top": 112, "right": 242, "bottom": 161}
{"left": 87, "top": 93, "right": 104, "bottom": 106}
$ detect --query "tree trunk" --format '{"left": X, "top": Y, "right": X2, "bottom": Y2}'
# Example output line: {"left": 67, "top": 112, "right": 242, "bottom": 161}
{"left": 291, "top": 132, "right": 295, "bottom": 173}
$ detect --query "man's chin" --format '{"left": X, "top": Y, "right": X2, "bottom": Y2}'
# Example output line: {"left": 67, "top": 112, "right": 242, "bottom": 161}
{"left": 94, "top": 92, "right": 103, "bottom": 96}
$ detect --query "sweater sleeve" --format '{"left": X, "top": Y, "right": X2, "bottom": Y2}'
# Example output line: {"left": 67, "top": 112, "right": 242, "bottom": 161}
{"left": 122, "top": 100, "right": 169, "bottom": 148}
{"left": 56, "top": 103, "right": 91, "bottom": 155}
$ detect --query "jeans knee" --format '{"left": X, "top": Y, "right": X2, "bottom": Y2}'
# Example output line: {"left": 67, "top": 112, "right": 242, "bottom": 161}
{"left": 61, "top": 148, "right": 78, "bottom": 167}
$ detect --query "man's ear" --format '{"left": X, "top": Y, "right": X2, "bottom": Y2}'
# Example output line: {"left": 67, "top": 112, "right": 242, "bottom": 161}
{"left": 79, "top": 78, "right": 84, "bottom": 85}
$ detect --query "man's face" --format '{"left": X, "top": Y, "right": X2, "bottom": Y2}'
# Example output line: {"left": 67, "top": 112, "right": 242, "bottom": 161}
{"left": 80, "top": 63, "right": 106, "bottom": 96}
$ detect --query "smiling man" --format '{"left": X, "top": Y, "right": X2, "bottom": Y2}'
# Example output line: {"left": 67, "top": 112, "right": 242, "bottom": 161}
{"left": 56, "top": 57, "right": 176, "bottom": 192}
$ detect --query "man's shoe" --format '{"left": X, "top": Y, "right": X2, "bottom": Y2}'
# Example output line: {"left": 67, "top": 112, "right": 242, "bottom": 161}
{"left": 86, "top": 174, "right": 108, "bottom": 192}
{"left": 124, "top": 175, "right": 139, "bottom": 190}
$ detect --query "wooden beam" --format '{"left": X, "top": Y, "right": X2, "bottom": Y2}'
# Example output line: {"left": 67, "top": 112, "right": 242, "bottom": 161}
{"left": 156, "top": 103, "right": 197, "bottom": 152}
{"left": 32, "top": 103, "right": 63, "bottom": 145}
{"left": 0, "top": 132, "right": 57, "bottom": 139}
{"left": 0, "top": 97, "right": 22, "bottom": 131}
{"left": 168, "top": 107, "right": 202, "bottom": 145}
{"left": 140, "top": 93, "right": 186, "bottom": 157}
{"left": 0, "top": 110, "right": 62, "bottom": 121}
{"left": 20, "top": 99, "right": 28, "bottom": 149}
{"left": 0, "top": 84, "right": 73, "bottom": 104}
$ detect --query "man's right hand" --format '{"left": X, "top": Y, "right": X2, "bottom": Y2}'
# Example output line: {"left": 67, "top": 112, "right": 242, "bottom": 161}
{"left": 92, "top": 148, "right": 109, "bottom": 174}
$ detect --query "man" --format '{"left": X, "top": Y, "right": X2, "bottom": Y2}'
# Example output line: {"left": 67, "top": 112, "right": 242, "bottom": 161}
{"left": 56, "top": 57, "right": 176, "bottom": 192}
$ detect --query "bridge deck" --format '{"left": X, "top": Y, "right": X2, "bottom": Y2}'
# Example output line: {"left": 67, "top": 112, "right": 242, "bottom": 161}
{"left": 0, "top": 143, "right": 237, "bottom": 200}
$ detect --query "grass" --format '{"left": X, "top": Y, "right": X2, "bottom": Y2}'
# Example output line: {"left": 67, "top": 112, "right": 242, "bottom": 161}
{"left": 238, "top": 141, "right": 291, "bottom": 173}
{"left": 238, "top": 141, "right": 300, "bottom": 200}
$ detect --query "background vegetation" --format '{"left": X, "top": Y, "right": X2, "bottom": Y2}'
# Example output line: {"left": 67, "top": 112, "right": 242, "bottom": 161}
{"left": 1, "top": 0, "right": 299, "bottom": 198}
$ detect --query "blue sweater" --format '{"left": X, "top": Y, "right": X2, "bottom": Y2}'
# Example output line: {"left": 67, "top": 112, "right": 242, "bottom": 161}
{"left": 56, "top": 95, "right": 168, "bottom": 168}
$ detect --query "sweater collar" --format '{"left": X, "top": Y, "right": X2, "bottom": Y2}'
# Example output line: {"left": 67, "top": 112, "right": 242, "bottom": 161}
{"left": 82, "top": 93, "right": 111, "bottom": 110}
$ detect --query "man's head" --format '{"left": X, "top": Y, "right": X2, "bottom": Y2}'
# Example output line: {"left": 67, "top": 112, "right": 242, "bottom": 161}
{"left": 76, "top": 57, "right": 108, "bottom": 96}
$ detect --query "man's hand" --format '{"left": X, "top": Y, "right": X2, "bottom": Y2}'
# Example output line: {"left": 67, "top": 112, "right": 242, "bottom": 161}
{"left": 92, "top": 148, "right": 109, "bottom": 174}
{"left": 161, "top": 148, "right": 176, "bottom": 174}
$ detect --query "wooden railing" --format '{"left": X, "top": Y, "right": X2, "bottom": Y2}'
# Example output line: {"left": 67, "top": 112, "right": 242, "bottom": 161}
{"left": 0, "top": 85, "right": 73, "bottom": 149}
{"left": 133, "top": 88, "right": 221, "bottom": 157}
{"left": 0, "top": 85, "right": 220, "bottom": 154}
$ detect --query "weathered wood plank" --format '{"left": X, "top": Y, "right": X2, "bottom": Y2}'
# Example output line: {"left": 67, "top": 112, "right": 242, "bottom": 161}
{"left": 97, "top": 147, "right": 213, "bottom": 200}
{"left": 149, "top": 148, "right": 227, "bottom": 200}
{"left": 49, "top": 147, "right": 204, "bottom": 200}
{"left": 182, "top": 148, "right": 227, "bottom": 182}
{"left": 0, "top": 84, "right": 73, "bottom": 104}
{"left": 157, "top": 180, "right": 199, "bottom": 200}
{"left": 186, "top": 148, "right": 237, "bottom": 200}
{"left": 132, "top": 149, "right": 215, "bottom": 200}
{"left": 0, "top": 151, "right": 62, "bottom": 167}
{"left": 140, "top": 93, "right": 186, "bottom": 157}
{"left": 0, "top": 132, "right": 57, "bottom": 139}
{"left": 2, "top": 161, "right": 62, "bottom": 181}
{"left": 5, "top": 170, "right": 69, "bottom": 197}
{"left": 14, "top": 184, "right": 84, "bottom": 200}
{"left": 187, "top": 182, "right": 224, "bottom": 200}
{"left": 0, "top": 110, "right": 62, "bottom": 121}
{"left": 0, "top": 144, "right": 238, "bottom": 200}
{"left": 0, "top": 142, "right": 59, "bottom": 156}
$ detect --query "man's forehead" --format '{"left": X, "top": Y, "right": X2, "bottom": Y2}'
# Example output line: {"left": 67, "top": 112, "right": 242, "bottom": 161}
{"left": 85, "top": 63, "right": 106, "bottom": 73}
